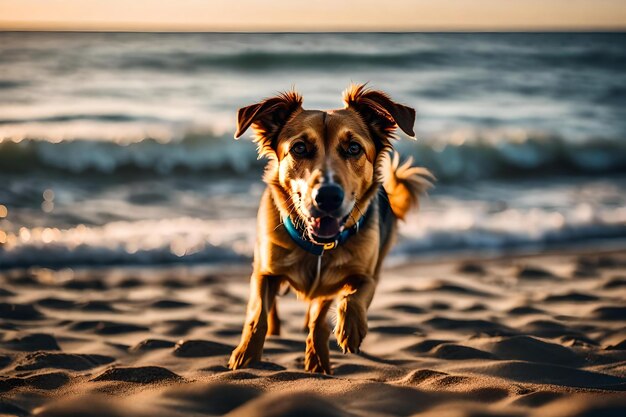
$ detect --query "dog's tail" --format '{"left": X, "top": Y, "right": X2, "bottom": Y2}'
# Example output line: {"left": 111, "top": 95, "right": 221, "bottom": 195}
{"left": 382, "top": 152, "right": 434, "bottom": 220}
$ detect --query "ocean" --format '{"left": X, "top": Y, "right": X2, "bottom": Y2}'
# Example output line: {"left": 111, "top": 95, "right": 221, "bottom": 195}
{"left": 1, "top": 32, "right": 625, "bottom": 268}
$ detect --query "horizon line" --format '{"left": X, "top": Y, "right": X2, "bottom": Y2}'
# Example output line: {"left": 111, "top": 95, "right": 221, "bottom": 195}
{"left": 2, "top": 27, "right": 626, "bottom": 33}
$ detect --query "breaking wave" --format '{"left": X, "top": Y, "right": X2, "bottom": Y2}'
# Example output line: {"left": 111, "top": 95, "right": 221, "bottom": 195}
{"left": 1, "top": 131, "right": 625, "bottom": 181}
{"left": 1, "top": 204, "right": 625, "bottom": 268}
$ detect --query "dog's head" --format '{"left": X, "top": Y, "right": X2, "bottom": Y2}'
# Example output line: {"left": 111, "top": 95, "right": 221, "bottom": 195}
{"left": 235, "top": 84, "right": 415, "bottom": 243}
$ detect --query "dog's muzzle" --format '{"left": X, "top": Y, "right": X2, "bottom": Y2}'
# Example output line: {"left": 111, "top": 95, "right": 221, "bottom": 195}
{"left": 308, "top": 184, "right": 346, "bottom": 239}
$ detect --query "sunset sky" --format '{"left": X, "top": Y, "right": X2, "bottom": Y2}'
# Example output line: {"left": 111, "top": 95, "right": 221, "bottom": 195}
{"left": 1, "top": 0, "right": 625, "bottom": 31}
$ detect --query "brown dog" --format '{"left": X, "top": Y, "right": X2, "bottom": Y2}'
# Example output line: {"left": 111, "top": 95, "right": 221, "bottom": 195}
{"left": 229, "top": 84, "right": 432, "bottom": 374}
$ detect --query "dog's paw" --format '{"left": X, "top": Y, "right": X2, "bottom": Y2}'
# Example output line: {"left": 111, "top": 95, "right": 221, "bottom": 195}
{"left": 334, "top": 299, "right": 367, "bottom": 354}
{"left": 304, "top": 351, "right": 332, "bottom": 374}
{"left": 305, "top": 337, "right": 331, "bottom": 374}
{"left": 228, "top": 342, "right": 262, "bottom": 370}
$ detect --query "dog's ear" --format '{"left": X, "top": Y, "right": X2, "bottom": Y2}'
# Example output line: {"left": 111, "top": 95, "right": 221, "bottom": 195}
{"left": 235, "top": 91, "right": 303, "bottom": 157}
{"left": 343, "top": 84, "right": 415, "bottom": 141}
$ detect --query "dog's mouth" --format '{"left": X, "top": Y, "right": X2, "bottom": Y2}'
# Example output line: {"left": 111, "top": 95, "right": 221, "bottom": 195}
{"left": 307, "top": 215, "right": 348, "bottom": 241}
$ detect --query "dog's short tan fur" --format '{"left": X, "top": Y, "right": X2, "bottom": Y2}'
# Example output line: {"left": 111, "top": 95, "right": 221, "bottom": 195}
{"left": 229, "top": 85, "right": 432, "bottom": 373}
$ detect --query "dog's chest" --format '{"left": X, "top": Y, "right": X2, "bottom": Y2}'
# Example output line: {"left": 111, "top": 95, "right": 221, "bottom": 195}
{"left": 273, "top": 246, "right": 375, "bottom": 298}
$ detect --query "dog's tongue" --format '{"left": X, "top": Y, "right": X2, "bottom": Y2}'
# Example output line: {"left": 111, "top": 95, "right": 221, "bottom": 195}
{"left": 311, "top": 216, "right": 341, "bottom": 239}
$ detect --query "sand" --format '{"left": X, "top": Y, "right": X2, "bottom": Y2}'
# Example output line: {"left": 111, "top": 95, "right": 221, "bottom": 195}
{"left": 1, "top": 251, "right": 625, "bottom": 417}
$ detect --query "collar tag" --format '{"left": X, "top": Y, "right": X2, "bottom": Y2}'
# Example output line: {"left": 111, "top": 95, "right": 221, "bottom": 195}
{"left": 323, "top": 241, "right": 337, "bottom": 250}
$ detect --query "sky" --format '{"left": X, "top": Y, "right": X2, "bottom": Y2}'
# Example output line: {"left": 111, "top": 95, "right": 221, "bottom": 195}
{"left": 1, "top": 0, "right": 625, "bottom": 31}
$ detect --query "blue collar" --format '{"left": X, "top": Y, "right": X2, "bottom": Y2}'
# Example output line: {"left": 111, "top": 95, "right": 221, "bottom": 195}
{"left": 283, "top": 206, "right": 371, "bottom": 256}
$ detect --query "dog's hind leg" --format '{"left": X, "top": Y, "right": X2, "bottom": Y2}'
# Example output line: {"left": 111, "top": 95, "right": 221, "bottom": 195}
{"left": 302, "top": 303, "right": 311, "bottom": 333}
{"left": 229, "top": 274, "right": 281, "bottom": 369}
{"left": 304, "top": 298, "right": 333, "bottom": 374}
{"left": 267, "top": 300, "right": 281, "bottom": 337}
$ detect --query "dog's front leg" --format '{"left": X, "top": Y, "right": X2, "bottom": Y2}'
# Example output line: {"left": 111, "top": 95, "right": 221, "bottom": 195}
{"left": 229, "top": 274, "right": 280, "bottom": 369}
{"left": 305, "top": 298, "right": 333, "bottom": 374}
{"left": 334, "top": 275, "right": 376, "bottom": 354}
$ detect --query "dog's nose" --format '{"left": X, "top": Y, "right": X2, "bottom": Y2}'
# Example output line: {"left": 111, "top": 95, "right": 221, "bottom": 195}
{"left": 313, "top": 184, "right": 344, "bottom": 213}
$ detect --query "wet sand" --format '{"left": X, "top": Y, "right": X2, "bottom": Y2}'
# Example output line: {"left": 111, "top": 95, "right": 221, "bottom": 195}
{"left": 1, "top": 251, "right": 625, "bottom": 417}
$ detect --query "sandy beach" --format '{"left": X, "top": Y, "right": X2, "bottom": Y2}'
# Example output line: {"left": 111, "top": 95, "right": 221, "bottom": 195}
{"left": 1, "top": 249, "right": 625, "bottom": 417}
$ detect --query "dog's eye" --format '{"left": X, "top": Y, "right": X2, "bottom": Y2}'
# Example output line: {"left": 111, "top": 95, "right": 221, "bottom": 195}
{"left": 346, "top": 142, "right": 363, "bottom": 156}
{"left": 290, "top": 142, "right": 308, "bottom": 157}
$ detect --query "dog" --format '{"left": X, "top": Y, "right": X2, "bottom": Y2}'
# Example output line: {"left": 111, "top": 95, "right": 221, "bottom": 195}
{"left": 229, "top": 84, "right": 432, "bottom": 374}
